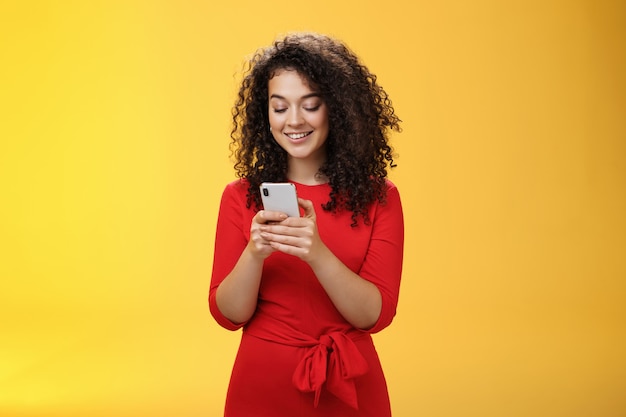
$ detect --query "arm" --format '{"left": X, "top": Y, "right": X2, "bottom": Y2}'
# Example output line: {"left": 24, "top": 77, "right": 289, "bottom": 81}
{"left": 260, "top": 186, "right": 404, "bottom": 330}
{"left": 306, "top": 237, "right": 383, "bottom": 329}
{"left": 215, "top": 210, "right": 287, "bottom": 324}
{"left": 209, "top": 182, "right": 287, "bottom": 328}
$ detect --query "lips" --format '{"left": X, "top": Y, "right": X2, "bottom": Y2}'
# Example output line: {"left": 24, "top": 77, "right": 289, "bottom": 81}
{"left": 286, "top": 131, "right": 311, "bottom": 139}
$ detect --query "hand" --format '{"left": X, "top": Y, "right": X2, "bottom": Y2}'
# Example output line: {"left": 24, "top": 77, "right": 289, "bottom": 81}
{"left": 259, "top": 198, "right": 326, "bottom": 263}
{"left": 248, "top": 209, "right": 287, "bottom": 260}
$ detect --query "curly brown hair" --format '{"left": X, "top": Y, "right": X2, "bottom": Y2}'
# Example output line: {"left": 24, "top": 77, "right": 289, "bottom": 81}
{"left": 230, "top": 32, "right": 401, "bottom": 226}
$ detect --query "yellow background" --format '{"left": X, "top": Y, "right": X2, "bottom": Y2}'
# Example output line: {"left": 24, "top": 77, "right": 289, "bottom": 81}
{"left": 1, "top": 1, "right": 624, "bottom": 416}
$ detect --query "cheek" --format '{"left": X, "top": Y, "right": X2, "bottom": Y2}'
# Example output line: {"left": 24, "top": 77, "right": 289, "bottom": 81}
{"left": 309, "top": 111, "right": 329, "bottom": 129}
{"left": 268, "top": 113, "right": 281, "bottom": 128}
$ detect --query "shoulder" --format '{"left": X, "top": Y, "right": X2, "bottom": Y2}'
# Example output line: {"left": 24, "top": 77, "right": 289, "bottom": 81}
{"left": 376, "top": 179, "right": 402, "bottom": 218}
{"left": 219, "top": 179, "right": 251, "bottom": 206}
{"left": 383, "top": 179, "right": 401, "bottom": 200}
{"left": 222, "top": 178, "right": 250, "bottom": 196}
{"left": 384, "top": 178, "right": 398, "bottom": 192}
{"left": 224, "top": 178, "right": 249, "bottom": 190}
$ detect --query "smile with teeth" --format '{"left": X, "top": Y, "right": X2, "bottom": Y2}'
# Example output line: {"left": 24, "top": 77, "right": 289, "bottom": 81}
{"left": 286, "top": 131, "right": 312, "bottom": 140}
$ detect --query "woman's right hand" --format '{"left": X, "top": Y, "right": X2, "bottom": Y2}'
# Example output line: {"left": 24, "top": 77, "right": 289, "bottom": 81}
{"left": 215, "top": 209, "right": 288, "bottom": 324}
{"left": 248, "top": 210, "right": 288, "bottom": 259}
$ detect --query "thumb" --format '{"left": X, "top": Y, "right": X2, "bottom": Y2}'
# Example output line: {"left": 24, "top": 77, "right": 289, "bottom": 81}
{"left": 298, "top": 198, "right": 316, "bottom": 218}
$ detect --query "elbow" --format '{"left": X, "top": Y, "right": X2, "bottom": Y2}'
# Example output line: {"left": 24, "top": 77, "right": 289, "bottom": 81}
{"left": 355, "top": 313, "right": 381, "bottom": 331}
{"left": 209, "top": 288, "right": 250, "bottom": 331}
{"left": 215, "top": 288, "right": 255, "bottom": 325}
{"left": 360, "top": 291, "right": 397, "bottom": 334}
{"left": 353, "top": 289, "right": 383, "bottom": 330}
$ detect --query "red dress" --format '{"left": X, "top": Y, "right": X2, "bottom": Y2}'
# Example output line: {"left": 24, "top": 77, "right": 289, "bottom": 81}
{"left": 209, "top": 180, "right": 404, "bottom": 417}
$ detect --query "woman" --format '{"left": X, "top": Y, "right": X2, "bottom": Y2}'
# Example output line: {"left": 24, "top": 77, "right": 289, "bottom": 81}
{"left": 209, "top": 32, "right": 404, "bottom": 416}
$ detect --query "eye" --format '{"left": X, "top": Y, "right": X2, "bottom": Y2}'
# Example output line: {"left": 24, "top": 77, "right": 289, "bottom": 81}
{"left": 273, "top": 108, "right": 287, "bottom": 113}
{"left": 304, "top": 105, "right": 321, "bottom": 112}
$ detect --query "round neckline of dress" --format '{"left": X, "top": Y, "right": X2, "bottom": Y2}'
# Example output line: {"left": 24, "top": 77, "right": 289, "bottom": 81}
{"left": 288, "top": 180, "right": 329, "bottom": 188}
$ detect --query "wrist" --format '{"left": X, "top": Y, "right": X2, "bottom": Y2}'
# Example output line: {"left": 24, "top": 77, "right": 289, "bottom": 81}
{"left": 246, "top": 240, "right": 272, "bottom": 262}
{"left": 306, "top": 243, "right": 333, "bottom": 270}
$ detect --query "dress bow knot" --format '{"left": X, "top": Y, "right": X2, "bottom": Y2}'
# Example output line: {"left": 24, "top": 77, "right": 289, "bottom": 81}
{"left": 292, "top": 332, "right": 369, "bottom": 409}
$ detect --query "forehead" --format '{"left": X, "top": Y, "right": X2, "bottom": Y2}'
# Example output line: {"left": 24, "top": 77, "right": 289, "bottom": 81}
{"left": 268, "top": 69, "right": 318, "bottom": 96}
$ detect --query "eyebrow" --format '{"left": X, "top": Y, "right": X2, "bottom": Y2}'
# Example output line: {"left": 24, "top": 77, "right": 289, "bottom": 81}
{"left": 269, "top": 93, "right": 322, "bottom": 100}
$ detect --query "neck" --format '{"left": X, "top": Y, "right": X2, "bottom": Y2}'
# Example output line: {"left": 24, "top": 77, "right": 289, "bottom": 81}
{"left": 287, "top": 156, "right": 327, "bottom": 185}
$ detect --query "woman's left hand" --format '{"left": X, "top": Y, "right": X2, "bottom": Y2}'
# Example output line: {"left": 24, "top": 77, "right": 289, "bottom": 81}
{"left": 259, "top": 198, "right": 326, "bottom": 263}
{"left": 262, "top": 197, "right": 383, "bottom": 330}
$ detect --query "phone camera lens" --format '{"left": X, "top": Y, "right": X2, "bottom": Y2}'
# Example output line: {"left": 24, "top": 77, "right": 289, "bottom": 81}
{"left": 262, "top": 188, "right": 269, "bottom": 196}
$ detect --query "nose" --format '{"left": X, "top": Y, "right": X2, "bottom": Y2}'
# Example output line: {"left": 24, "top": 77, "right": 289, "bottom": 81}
{"left": 287, "top": 108, "right": 304, "bottom": 126}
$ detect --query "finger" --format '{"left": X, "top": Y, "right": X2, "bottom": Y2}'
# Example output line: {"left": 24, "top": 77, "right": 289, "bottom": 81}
{"left": 262, "top": 232, "right": 301, "bottom": 247}
{"left": 269, "top": 240, "right": 307, "bottom": 257}
{"left": 298, "top": 198, "right": 316, "bottom": 219}
{"left": 255, "top": 210, "right": 288, "bottom": 224}
{"left": 261, "top": 223, "right": 315, "bottom": 240}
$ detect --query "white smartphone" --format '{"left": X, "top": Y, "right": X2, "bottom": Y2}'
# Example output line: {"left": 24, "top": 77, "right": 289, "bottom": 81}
{"left": 260, "top": 182, "right": 300, "bottom": 218}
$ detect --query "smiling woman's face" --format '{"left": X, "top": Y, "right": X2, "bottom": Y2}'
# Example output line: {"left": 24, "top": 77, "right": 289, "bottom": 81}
{"left": 268, "top": 69, "right": 329, "bottom": 166}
